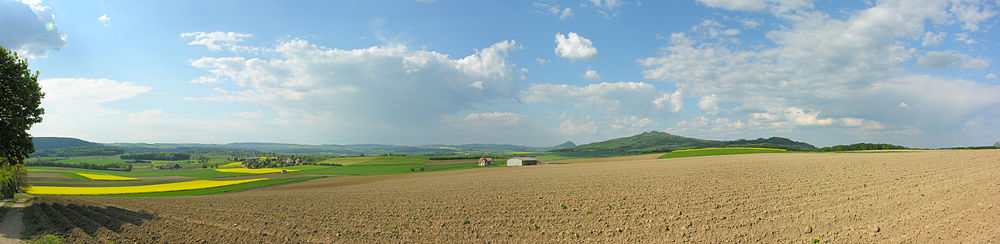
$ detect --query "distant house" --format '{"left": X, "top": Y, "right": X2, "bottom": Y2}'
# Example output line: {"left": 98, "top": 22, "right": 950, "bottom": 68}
{"left": 160, "top": 163, "right": 181, "bottom": 169}
{"left": 478, "top": 157, "right": 494, "bottom": 166}
{"left": 506, "top": 157, "right": 538, "bottom": 166}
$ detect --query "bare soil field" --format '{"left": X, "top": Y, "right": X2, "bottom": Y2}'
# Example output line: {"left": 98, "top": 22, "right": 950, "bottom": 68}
{"left": 26, "top": 150, "right": 1000, "bottom": 243}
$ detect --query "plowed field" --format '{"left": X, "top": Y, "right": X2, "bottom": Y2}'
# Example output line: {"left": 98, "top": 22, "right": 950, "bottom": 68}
{"left": 27, "top": 150, "right": 1000, "bottom": 243}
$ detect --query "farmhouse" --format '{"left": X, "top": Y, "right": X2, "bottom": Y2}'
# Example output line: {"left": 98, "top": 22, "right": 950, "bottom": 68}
{"left": 478, "top": 157, "right": 494, "bottom": 166}
{"left": 506, "top": 157, "right": 538, "bottom": 166}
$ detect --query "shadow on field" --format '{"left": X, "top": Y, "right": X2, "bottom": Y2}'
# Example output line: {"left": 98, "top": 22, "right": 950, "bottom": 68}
{"left": 23, "top": 201, "right": 159, "bottom": 238}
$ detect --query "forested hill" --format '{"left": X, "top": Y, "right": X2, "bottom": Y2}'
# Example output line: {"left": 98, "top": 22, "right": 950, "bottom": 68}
{"left": 550, "top": 131, "right": 816, "bottom": 157}
{"left": 32, "top": 137, "right": 100, "bottom": 150}
{"left": 31, "top": 137, "right": 124, "bottom": 157}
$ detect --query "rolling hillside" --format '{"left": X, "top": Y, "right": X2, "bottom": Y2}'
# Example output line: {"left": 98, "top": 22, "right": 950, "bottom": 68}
{"left": 31, "top": 137, "right": 124, "bottom": 157}
{"left": 550, "top": 131, "right": 816, "bottom": 157}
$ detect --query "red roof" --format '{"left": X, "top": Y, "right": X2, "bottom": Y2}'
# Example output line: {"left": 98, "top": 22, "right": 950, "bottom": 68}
{"left": 479, "top": 157, "right": 493, "bottom": 161}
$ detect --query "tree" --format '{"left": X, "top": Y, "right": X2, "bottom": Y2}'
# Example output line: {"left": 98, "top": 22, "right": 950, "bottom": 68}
{"left": 0, "top": 46, "right": 45, "bottom": 198}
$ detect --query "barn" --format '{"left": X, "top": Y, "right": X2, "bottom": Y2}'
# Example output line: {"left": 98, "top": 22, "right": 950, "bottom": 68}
{"left": 506, "top": 157, "right": 539, "bottom": 166}
{"left": 478, "top": 157, "right": 494, "bottom": 166}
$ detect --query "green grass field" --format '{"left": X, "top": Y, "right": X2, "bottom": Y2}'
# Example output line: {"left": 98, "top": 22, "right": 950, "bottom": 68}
{"left": 659, "top": 148, "right": 789, "bottom": 159}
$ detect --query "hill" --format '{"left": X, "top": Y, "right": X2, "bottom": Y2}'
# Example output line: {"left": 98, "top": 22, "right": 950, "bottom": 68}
{"left": 31, "top": 137, "right": 125, "bottom": 157}
{"left": 550, "top": 131, "right": 816, "bottom": 157}
{"left": 32, "top": 137, "right": 100, "bottom": 150}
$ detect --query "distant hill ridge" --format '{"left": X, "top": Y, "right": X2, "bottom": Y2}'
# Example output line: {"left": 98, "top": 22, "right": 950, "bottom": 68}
{"left": 32, "top": 137, "right": 101, "bottom": 150}
{"left": 550, "top": 131, "right": 816, "bottom": 157}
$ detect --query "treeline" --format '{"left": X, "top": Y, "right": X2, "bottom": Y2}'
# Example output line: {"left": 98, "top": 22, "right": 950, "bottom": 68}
{"left": 427, "top": 155, "right": 511, "bottom": 160}
{"left": 30, "top": 145, "right": 124, "bottom": 157}
{"left": 818, "top": 143, "right": 908, "bottom": 152}
{"left": 120, "top": 152, "right": 191, "bottom": 161}
{"left": 25, "top": 159, "right": 132, "bottom": 171}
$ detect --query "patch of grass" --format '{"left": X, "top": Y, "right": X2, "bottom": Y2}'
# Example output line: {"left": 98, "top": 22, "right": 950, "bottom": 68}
{"left": 30, "top": 234, "right": 63, "bottom": 244}
{"left": 315, "top": 156, "right": 375, "bottom": 166}
{"left": 74, "top": 176, "right": 322, "bottom": 197}
{"left": 463, "top": 219, "right": 471, "bottom": 225}
{"left": 812, "top": 237, "right": 820, "bottom": 243}
{"left": 659, "top": 148, "right": 789, "bottom": 159}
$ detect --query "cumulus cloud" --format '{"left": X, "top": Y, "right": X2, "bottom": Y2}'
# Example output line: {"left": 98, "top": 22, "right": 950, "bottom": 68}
{"left": 536, "top": 57, "right": 550, "bottom": 65}
{"left": 181, "top": 31, "right": 255, "bottom": 52}
{"left": 987, "top": 73, "right": 997, "bottom": 80}
{"left": 555, "top": 32, "right": 598, "bottom": 61}
{"left": 922, "top": 31, "right": 947, "bottom": 46}
{"left": 642, "top": 0, "right": 1000, "bottom": 138}
{"left": 31, "top": 78, "right": 153, "bottom": 137}
{"left": 916, "top": 50, "right": 990, "bottom": 70}
{"left": 0, "top": 0, "right": 68, "bottom": 58}
{"left": 98, "top": 14, "right": 110, "bottom": 26}
{"left": 524, "top": 81, "right": 682, "bottom": 116}
{"left": 610, "top": 116, "right": 660, "bottom": 133}
{"left": 582, "top": 69, "right": 601, "bottom": 80}
{"left": 666, "top": 117, "right": 746, "bottom": 135}
{"left": 188, "top": 38, "right": 526, "bottom": 143}
{"left": 698, "top": 94, "right": 722, "bottom": 115}
{"left": 559, "top": 113, "right": 597, "bottom": 135}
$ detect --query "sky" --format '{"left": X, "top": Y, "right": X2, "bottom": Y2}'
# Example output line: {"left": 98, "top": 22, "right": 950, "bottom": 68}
{"left": 2, "top": 0, "right": 999, "bottom": 148}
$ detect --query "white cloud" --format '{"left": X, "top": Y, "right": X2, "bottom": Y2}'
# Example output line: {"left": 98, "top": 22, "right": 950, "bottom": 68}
{"left": 0, "top": 0, "right": 68, "bottom": 58}
{"left": 229, "top": 110, "right": 264, "bottom": 119}
{"left": 611, "top": 116, "right": 659, "bottom": 132}
{"left": 559, "top": 113, "right": 597, "bottom": 135}
{"left": 666, "top": 117, "right": 746, "bottom": 135}
{"left": 987, "top": 73, "right": 997, "bottom": 80}
{"left": 698, "top": 94, "right": 722, "bottom": 115}
{"left": 582, "top": 69, "right": 601, "bottom": 80}
{"left": 916, "top": 50, "right": 990, "bottom": 70}
{"left": 128, "top": 109, "right": 166, "bottom": 124}
{"left": 955, "top": 32, "right": 977, "bottom": 44}
{"left": 653, "top": 90, "right": 684, "bottom": 113}
{"left": 642, "top": 0, "right": 1000, "bottom": 138}
{"left": 739, "top": 19, "right": 762, "bottom": 28}
{"left": 98, "top": 14, "right": 110, "bottom": 26}
{"left": 31, "top": 78, "right": 152, "bottom": 137}
{"left": 899, "top": 102, "right": 909, "bottom": 108}
{"left": 589, "top": 0, "right": 624, "bottom": 17}
{"left": 949, "top": 0, "right": 999, "bottom": 31}
{"left": 554, "top": 32, "right": 598, "bottom": 61}
{"left": 188, "top": 38, "right": 526, "bottom": 143}
{"left": 536, "top": 57, "right": 550, "bottom": 65}
{"left": 180, "top": 31, "right": 254, "bottom": 52}
{"left": 534, "top": 2, "right": 573, "bottom": 19}
{"left": 922, "top": 31, "right": 947, "bottom": 46}
{"left": 525, "top": 82, "right": 682, "bottom": 116}
{"left": 695, "top": 0, "right": 813, "bottom": 14}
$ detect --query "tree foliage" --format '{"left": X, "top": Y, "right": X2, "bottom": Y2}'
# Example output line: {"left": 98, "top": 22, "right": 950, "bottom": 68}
{"left": 0, "top": 163, "right": 29, "bottom": 198}
{"left": 120, "top": 152, "right": 191, "bottom": 161}
{"left": 1, "top": 46, "right": 45, "bottom": 166}
{"left": 30, "top": 145, "right": 125, "bottom": 157}
{"left": 818, "top": 143, "right": 908, "bottom": 152}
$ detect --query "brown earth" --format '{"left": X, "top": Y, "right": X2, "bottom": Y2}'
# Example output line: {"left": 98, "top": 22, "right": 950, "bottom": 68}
{"left": 24, "top": 150, "right": 1000, "bottom": 243}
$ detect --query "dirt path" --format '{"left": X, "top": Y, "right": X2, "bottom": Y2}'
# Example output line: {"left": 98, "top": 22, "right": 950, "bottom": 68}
{"left": 0, "top": 198, "right": 28, "bottom": 244}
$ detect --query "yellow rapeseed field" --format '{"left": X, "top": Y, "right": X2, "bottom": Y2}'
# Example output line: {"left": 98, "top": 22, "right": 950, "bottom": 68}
{"left": 222, "top": 162, "right": 243, "bottom": 167}
{"left": 214, "top": 168, "right": 300, "bottom": 174}
{"left": 671, "top": 147, "right": 787, "bottom": 153}
{"left": 28, "top": 178, "right": 268, "bottom": 195}
{"left": 76, "top": 173, "right": 139, "bottom": 181}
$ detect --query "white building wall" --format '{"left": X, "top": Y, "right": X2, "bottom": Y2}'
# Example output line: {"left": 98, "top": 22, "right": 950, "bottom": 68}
{"left": 506, "top": 158, "right": 522, "bottom": 166}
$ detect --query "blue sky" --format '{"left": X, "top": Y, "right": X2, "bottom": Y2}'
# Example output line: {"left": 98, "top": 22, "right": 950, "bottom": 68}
{"left": 3, "top": 0, "right": 999, "bottom": 147}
